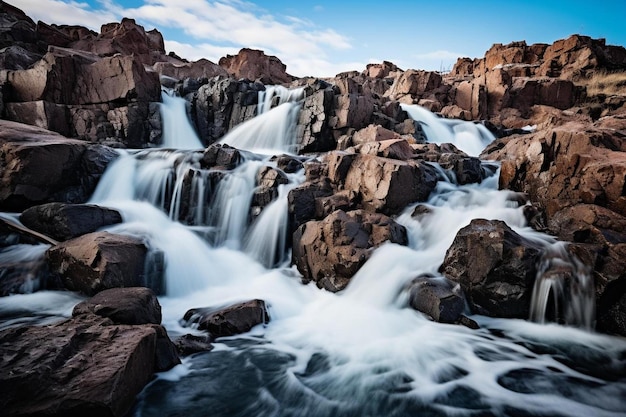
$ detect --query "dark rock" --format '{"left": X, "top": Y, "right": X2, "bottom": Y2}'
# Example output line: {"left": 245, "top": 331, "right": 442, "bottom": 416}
{"left": 46, "top": 231, "right": 148, "bottom": 296}
{"left": 173, "top": 334, "right": 214, "bottom": 356}
{"left": 200, "top": 143, "right": 242, "bottom": 169}
{"left": 0, "top": 120, "right": 116, "bottom": 211}
{"left": 406, "top": 274, "right": 466, "bottom": 323}
{"left": 287, "top": 178, "right": 334, "bottom": 231}
{"left": 183, "top": 299, "right": 269, "bottom": 338}
{"left": 296, "top": 79, "right": 336, "bottom": 152}
{"left": 72, "top": 287, "right": 162, "bottom": 325}
{"left": 219, "top": 48, "right": 294, "bottom": 85}
{"left": 0, "top": 312, "right": 179, "bottom": 417}
{"left": 292, "top": 209, "right": 408, "bottom": 292}
{"left": 20, "top": 202, "right": 122, "bottom": 241}
{"left": 0, "top": 44, "right": 42, "bottom": 70}
{"left": 440, "top": 219, "right": 544, "bottom": 318}
{"left": 274, "top": 154, "right": 305, "bottom": 173}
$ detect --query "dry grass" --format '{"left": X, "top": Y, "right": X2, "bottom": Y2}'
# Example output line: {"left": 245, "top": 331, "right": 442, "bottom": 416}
{"left": 578, "top": 70, "right": 626, "bottom": 96}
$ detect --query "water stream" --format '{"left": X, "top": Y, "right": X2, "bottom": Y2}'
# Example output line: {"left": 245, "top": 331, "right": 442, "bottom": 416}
{"left": 0, "top": 94, "right": 625, "bottom": 416}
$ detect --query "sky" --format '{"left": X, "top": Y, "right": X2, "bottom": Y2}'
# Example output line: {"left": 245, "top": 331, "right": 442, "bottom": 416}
{"left": 10, "top": 0, "right": 626, "bottom": 78}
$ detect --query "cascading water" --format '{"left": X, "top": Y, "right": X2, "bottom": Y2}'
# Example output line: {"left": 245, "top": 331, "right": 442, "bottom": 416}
{"left": 1, "top": 90, "right": 625, "bottom": 417}
{"left": 401, "top": 103, "right": 495, "bottom": 157}
{"left": 529, "top": 242, "right": 596, "bottom": 329}
{"left": 160, "top": 89, "right": 204, "bottom": 150}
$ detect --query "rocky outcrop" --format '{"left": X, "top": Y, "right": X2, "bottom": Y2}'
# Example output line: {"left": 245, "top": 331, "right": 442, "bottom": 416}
{"left": 152, "top": 58, "right": 228, "bottom": 82}
{"left": 0, "top": 120, "right": 118, "bottom": 211}
{"left": 46, "top": 231, "right": 149, "bottom": 296}
{"left": 182, "top": 299, "right": 269, "bottom": 338}
{"left": 219, "top": 48, "right": 294, "bottom": 85}
{"left": 440, "top": 219, "right": 544, "bottom": 318}
{"left": 292, "top": 209, "right": 408, "bottom": 292}
{"left": 20, "top": 202, "right": 122, "bottom": 241}
{"left": 0, "top": 287, "right": 179, "bottom": 417}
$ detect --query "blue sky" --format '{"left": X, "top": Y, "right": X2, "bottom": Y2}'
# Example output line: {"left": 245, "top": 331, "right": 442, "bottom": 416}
{"left": 11, "top": 0, "right": 626, "bottom": 77}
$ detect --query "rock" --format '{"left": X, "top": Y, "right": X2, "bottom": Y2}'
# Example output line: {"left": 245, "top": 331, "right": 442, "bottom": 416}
{"left": 331, "top": 92, "right": 375, "bottom": 131}
{"left": 252, "top": 165, "right": 289, "bottom": 209}
{"left": 219, "top": 48, "right": 294, "bottom": 85}
{"left": 354, "top": 138, "right": 415, "bottom": 161}
{"left": 20, "top": 202, "right": 122, "bottom": 241}
{"left": 0, "top": 1, "right": 37, "bottom": 51}
{"left": 0, "top": 243, "right": 50, "bottom": 296}
{"left": 201, "top": 143, "right": 243, "bottom": 170}
{"left": 292, "top": 209, "right": 408, "bottom": 292}
{"left": 386, "top": 69, "right": 442, "bottom": 100}
{"left": 72, "top": 287, "right": 162, "bottom": 325}
{"left": 46, "top": 231, "right": 149, "bottom": 296}
{"left": 364, "top": 60, "right": 401, "bottom": 79}
{"left": 406, "top": 274, "right": 466, "bottom": 323}
{"left": 152, "top": 58, "right": 228, "bottom": 81}
{"left": 488, "top": 121, "right": 626, "bottom": 218}
{"left": 191, "top": 78, "right": 261, "bottom": 144}
{"left": 0, "top": 120, "right": 117, "bottom": 211}
{"left": 296, "top": 79, "right": 335, "bottom": 152}
{"left": 0, "top": 44, "right": 42, "bottom": 70}
{"left": 325, "top": 152, "right": 438, "bottom": 215}
{"left": 173, "top": 334, "right": 214, "bottom": 356}
{"left": 0, "top": 310, "right": 179, "bottom": 417}
{"left": 440, "top": 219, "right": 544, "bottom": 318}
{"left": 352, "top": 124, "right": 401, "bottom": 145}
{"left": 287, "top": 178, "right": 334, "bottom": 231}
{"left": 182, "top": 299, "right": 269, "bottom": 338}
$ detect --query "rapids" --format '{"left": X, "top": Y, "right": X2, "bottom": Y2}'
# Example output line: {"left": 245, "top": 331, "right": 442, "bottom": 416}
{"left": 0, "top": 92, "right": 625, "bottom": 416}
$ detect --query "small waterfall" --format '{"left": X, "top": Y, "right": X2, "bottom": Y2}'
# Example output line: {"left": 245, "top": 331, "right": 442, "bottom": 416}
{"left": 219, "top": 86, "right": 304, "bottom": 154}
{"left": 529, "top": 242, "right": 596, "bottom": 329}
{"left": 401, "top": 104, "right": 495, "bottom": 157}
{"left": 244, "top": 170, "right": 304, "bottom": 267}
{"left": 160, "top": 90, "right": 203, "bottom": 150}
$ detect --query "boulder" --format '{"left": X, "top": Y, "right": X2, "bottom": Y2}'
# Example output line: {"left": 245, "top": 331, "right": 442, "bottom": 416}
{"left": 0, "top": 120, "right": 117, "bottom": 211}
{"left": 352, "top": 124, "right": 401, "bottom": 145}
{"left": 488, "top": 121, "right": 626, "bottom": 218}
{"left": 219, "top": 48, "right": 293, "bottom": 85}
{"left": 20, "top": 202, "right": 122, "bottom": 241}
{"left": 182, "top": 299, "right": 269, "bottom": 338}
{"left": 325, "top": 152, "right": 438, "bottom": 215}
{"left": 292, "top": 209, "right": 408, "bottom": 292}
{"left": 296, "top": 79, "right": 335, "bottom": 152}
{"left": 385, "top": 69, "right": 442, "bottom": 100}
{"left": 46, "top": 231, "right": 148, "bottom": 296}
{"left": 364, "top": 60, "right": 401, "bottom": 79}
{"left": 354, "top": 138, "right": 415, "bottom": 161}
{"left": 440, "top": 219, "right": 544, "bottom": 318}
{"left": 0, "top": 297, "right": 179, "bottom": 417}
{"left": 72, "top": 287, "right": 162, "bottom": 325}
{"left": 287, "top": 178, "right": 334, "bottom": 231}
{"left": 406, "top": 274, "right": 466, "bottom": 323}
{"left": 330, "top": 93, "right": 375, "bottom": 131}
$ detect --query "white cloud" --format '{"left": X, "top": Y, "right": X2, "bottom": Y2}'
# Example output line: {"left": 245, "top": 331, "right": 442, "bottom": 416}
{"left": 413, "top": 50, "right": 466, "bottom": 61}
{"left": 12, "top": 0, "right": 357, "bottom": 77}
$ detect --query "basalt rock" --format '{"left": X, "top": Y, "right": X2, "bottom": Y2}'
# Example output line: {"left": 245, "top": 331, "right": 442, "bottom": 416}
{"left": 20, "top": 202, "right": 122, "bottom": 241}
{"left": 219, "top": 48, "right": 294, "bottom": 85}
{"left": 0, "top": 120, "right": 117, "bottom": 211}
{"left": 182, "top": 299, "right": 269, "bottom": 338}
{"left": 292, "top": 209, "right": 408, "bottom": 292}
{"left": 46, "top": 231, "right": 149, "bottom": 296}
{"left": 406, "top": 274, "right": 466, "bottom": 324}
{"left": 0, "top": 290, "right": 179, "bottom": 417}
{"left": 440, "top": 219, "right": 544, "bottom": 318}
{"left": 296, "top": 79, "right": 336, "bottom": 152}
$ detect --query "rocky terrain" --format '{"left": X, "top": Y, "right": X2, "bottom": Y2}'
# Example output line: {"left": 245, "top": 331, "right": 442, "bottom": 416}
{"left": 1, "top": 0, "right": 626, "bottom": 415}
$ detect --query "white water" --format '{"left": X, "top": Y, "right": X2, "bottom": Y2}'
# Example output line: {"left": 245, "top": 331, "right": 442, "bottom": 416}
{"left": 160, "top": 90, "right": 204, "bottom": 150}
{"left": 401, "top": 104, "right": 495, "bottom": 157}
{"left": 2, "top": 89, "right": 625, "bottom": 416}
{"left": 219, "top": 86, "right": 304, "bottom": 154}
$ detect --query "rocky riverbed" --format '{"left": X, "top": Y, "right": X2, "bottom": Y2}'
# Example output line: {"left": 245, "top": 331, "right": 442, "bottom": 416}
{"left": 1, "top": 1, "right": 626, "bottom": 416}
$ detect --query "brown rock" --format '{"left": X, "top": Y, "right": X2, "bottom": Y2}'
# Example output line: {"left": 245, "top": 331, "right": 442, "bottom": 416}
{"left": 352, "top": 124, "right": 401, "bottom": 145}
{"left": 406, "top": 274, "right": 466, "bottom": 323}
{"left": 440, "top": 219, "right": 544, "bottom": 318}
{"left": 219, "top": 48, "right": 294, "bottom": 84}
{"left": 453, "top": 80, "right": 487, "bottom": 119}
{"left": 182, "top": 299, "right": 269, "bottom": 338}
{"left": 292, "top": 209, "right": 408, "bottom": 292}
{"left": 152, "top": 58, "right": 228, "bottom": 81}
{"left": 354, "top": 138, "right": 415, "bottom": 160}
{"left": 20, "top": 202, "right": 122, "bottom": 241}
{"left": 0, "top": 312, "right": 179, "bottom": 417}
{"left": 73, "top": 287, "right": 162, "bottom": 325}
{"left": 331, "top": 93, "right": 375, "bottom": 130}
{"left": 296, "top": 79, "right": 335, "bottom": 152}
{"left": 386, "top": 69, "right": 442, "bottom": 99}
{"left": 46, "top": 231, "right": 148, "bottom": 296}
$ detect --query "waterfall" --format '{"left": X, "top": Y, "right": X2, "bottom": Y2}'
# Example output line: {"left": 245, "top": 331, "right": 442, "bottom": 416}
{"left": 401, "top": 104, "right": 495, "bottom": 157}
{"left": 529, "top": 242, "right": 596, "bottom": 329}
{"left": 160, "top": 89, "right": 204, "bottom": 150}
{"left": 219, "top": 86, "right": 304, "bottom": 154}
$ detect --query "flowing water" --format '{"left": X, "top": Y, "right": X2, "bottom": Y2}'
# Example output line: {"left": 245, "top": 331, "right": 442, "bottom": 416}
{"left": 0, "top": 95, "right": 625, "bottom": 416}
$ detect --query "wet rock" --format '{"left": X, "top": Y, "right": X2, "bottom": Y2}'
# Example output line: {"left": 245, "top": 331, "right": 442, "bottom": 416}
{"left": 274, "top": 154, "right": 305, "bottom": 173}
{"left": 201, "top": 143, "right": 243, "bottom": 170}
{"left": 0, "top": 244, "right": 49, "bottom": 295}
{"left": 20, "top": 202, "right": 122, "bottom": 241}
{"left": 46, "top": 231, "right": 148, "bottom": 296}
{"left": 73, "top": 287, "right": 162, "bottom": 325}
{"left": 325, "top": 152, "right": 438, "bottom": 215}
{"left": 219, "top": 48, "right": 294, "bottom": 84}
{"left": 252, "top": 165, "right": 289, "bottom": 209}
{"left": 173, "top": 334, "right": 214, "bottom": 356}
{"left": 406, "top": 274, "right": 466, "bottom": 324}
{"left": 292, "top": 209, "right": 408, "bottom": 292}
{"left": 440, "top": 219, "right": 544, "bottom": 318}
{"left": 0, "top": 301, "right": 179, "bottom": 417}
{"left": 0, "top": 120, "right": 117, "bottom": 211}
{"left": 183, "top": 299, "right": 269, "bottom": 338}
{"left": 287, "top": 178, "right": 334, "bottom": 230}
